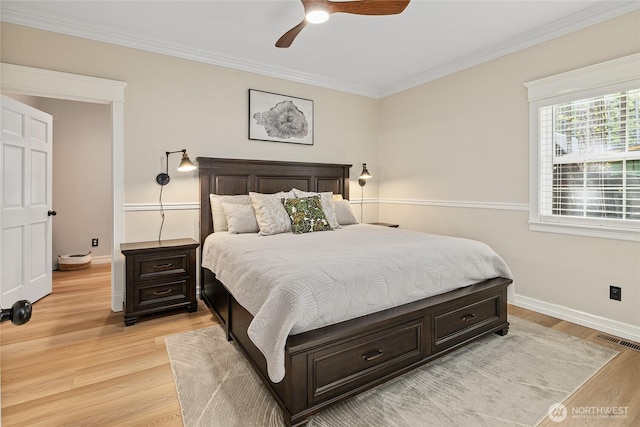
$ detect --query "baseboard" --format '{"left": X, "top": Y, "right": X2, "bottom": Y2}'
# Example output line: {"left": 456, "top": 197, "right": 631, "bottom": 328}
{"left": 91, "top": 255, "right": 112, "bottom": 265}
{"left": 112, "top": 292, "right": 124, "bottom": 313}
{"left": 514, "top": 294, "right": 640, "bottom": 343}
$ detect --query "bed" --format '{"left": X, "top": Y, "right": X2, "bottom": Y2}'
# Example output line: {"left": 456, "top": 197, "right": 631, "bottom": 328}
{"left": 198, "top": 157, "right": 513, "bottom": 426}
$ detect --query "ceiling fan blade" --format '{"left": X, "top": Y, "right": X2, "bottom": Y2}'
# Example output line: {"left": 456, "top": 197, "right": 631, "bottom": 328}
{"left": 327, "top": 0, "right": 410, "bottom": 16}
{"left": 275, "top": 20, "right": 307, "bottom": 48}
{"left": 275, "top": 0, "right": 409, "bottom": 48}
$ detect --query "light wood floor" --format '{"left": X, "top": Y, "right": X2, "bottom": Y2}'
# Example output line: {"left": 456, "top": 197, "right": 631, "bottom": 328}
{"left": 1, "top": 265, "right": 638, "bottom": 426}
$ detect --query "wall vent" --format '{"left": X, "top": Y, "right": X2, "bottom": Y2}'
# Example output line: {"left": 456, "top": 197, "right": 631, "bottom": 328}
{"left": 596, "top": 334, "right": 640, "bottom": 352}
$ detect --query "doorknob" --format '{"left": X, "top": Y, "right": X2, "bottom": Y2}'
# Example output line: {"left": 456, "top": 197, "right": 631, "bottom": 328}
{"left": 47, "top": 210, "right": 57, "bottom": 216}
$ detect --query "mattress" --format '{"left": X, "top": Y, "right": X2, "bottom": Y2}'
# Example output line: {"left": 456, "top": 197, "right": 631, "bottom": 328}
{"left": 201, "top": 224, "right": 513, "bottom": 382}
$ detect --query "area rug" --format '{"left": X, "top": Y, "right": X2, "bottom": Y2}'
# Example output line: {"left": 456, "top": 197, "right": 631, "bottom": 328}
{"left": 165, "top": 316, "right": 617, "bottom": 427}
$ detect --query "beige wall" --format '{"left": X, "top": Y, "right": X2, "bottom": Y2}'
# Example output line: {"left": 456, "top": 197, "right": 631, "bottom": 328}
{"left": 40, "top": 98, "right": 112, "bottom": 264}
{"left": 2, "top": 11, "right": 638, "bottom": 333}
{"left": 0, "top": 22, "right": 381, "bottom": 244}
{"left": 379, "top": 11, "right": 640, "bottom": 330}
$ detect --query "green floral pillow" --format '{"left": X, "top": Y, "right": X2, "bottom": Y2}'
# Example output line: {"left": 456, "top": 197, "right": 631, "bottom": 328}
{"left": 282, "top": 196, "right": 332, "bottom": 234}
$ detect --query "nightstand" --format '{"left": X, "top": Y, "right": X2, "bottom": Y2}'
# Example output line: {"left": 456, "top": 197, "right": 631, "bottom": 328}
{"left": 120, "top": 238, "right": 199, "bottom": 326}
{"left": 368, "top": 222, "right": 399, "bottom": 228}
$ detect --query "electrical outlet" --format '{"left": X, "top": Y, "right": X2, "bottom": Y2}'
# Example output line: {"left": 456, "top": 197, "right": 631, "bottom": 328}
{"left": 92, "top": 238, "right": 99, "bottom": 247}
{"left": 609, "top": 285, "right": 621, "bottom": 301}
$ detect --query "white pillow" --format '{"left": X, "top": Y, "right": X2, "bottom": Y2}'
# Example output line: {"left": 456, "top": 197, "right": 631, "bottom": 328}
{"left": 332, "top": 199, "right": 358, "bottom": 225}
{"left": 249, "top": 191, "right": 294, "bottom": 236}
{"left": 221, "top": 203, "right": 259, "bottom": 234}
{"left": 291, "top": 188, "right": 340, "bottom": 229}
{"left": 209, "top": 194, "right": 252, "bottom": 232}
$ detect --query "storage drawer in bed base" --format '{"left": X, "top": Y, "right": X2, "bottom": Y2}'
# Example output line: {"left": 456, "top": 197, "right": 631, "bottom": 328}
{"left": 201, "top": 271, "right": 511, "bottom": 427}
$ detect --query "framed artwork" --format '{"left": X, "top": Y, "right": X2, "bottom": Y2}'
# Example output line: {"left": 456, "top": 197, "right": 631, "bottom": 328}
{"left": 249, "top": 89, "right": 314, "bottom": 145}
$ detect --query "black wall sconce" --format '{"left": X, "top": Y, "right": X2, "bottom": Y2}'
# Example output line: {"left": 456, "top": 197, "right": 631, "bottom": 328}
{"left": 156, "top": 149, "right": 197, "bottom": 186}
{"left": 358, "top": 163, "right": 372, "bottom": 222}
{"left": 359, "top": 163, "right": 372, "bottom": 186}
{"left": 155, "top": 149, "right": 197, "bottom": 241}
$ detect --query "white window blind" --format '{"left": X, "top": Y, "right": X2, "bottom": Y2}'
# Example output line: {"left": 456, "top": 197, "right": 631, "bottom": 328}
{"left": 525, "top": 53, "right": 640, "bottom": 241}
{"left": 539, "top": 89, "right": 640, "bottom": 221}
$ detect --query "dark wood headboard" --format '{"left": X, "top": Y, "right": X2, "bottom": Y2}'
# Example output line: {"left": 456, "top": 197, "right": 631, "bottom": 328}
{"left": 198, "top": 157, "right": 352, "bottom": 245}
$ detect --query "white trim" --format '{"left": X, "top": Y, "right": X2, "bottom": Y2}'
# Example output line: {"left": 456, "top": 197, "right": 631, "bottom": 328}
{"left": 1, "top": 63, "right": 127, "bottom": 313}
{"left": 381, "top": 2, "right": 640, "bottom": 97}
{"left": 514, "top": 294, "right": 640, "bottom": 343}
{"left": 91, "top": 255, "right": 112, "bottom": 265}
{"left": 381, "top": 198, "right": 529, "bottom": 212}
{"left": 122, "top": 198, "right": 528, "bottom": 212}
{"left": 529, "top": 220, "right": 640, "bottom": 242}
{"left": 122, "top": 200, "right": 366, "bottom": 212}
{"left": 111, "top": 100, "right": 125, "bottom": 312}
{"left": 2, "top": 2, "right": 638, "bottom": 99}
{"left": 0, "top": 63, "right": 126, "bottom": 103}
{"left": 525, "top": 54, "right": 640, "bottom": 242}
{"left": 524, "top": 53, "right": 640, "bottom": 102}
{"left": 124, "top": 202, "right": 200, "bottom": 212}
{"left": 0, "top": 6, "right": 379, "bottom": 99}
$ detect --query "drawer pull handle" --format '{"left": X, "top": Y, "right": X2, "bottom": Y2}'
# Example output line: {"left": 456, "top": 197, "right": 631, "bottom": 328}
{"left": 153, "top": 263, "right": 173, "bottom": 269}
{"left": 153, "top": 289, "right": 173, "bottom": 296}
{"left": 461, "top": 313, "right": 477, "bottom": 322}
{"left": 362, "top": 350, "right": 384, "bottom": 361}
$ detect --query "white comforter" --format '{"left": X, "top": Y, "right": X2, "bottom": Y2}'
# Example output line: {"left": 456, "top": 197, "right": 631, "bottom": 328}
{"left": 201, "top": 224, "right": 513, "bottom": 383}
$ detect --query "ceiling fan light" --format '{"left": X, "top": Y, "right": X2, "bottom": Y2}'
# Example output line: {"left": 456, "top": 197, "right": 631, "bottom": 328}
{"left": 306, "top": 9, "right": 329, "bottom": 24}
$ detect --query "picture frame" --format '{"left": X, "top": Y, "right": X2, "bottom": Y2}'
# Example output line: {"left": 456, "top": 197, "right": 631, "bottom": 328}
{"left": 249, "top": 89, "right": 314, "bottom": 145}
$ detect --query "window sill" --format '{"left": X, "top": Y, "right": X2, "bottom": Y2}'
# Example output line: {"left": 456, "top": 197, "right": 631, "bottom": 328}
{"left": 529, "top": 220, "right": 640, "bottom": 242}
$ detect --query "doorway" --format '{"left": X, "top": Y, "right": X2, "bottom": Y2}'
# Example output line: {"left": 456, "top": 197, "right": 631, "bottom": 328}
{"left": 4, "top": 95, "right": 112, "bottom": 270}
{"left": 0, "top": 63, "right": 127, "bottom": 312}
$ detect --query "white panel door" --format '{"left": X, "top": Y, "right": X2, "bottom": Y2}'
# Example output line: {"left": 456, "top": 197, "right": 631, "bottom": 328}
{"left": 1, "top": 95, "right": 53, "bottom": 307}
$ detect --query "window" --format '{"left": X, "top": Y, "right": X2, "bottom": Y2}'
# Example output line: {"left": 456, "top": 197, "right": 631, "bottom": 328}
{"left": 526, "top": 54, "right": 640, "bottom": 241}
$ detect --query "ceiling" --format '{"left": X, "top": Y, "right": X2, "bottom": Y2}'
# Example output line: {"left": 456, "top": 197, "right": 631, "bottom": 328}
{"left": 1, "top": 1, "right": 638, "bottom": 98}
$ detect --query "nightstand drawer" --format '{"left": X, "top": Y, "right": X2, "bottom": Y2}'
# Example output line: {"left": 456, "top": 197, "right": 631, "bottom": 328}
{"left": 135, "top": 253, "right": 188, "bottom": 281}
{"left": 138, "top": 280, "right": 188, "bottom": 307}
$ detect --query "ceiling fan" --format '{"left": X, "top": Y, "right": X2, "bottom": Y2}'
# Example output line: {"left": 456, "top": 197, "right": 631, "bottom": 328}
{"left": 276, "top": 0, "right": 410, "bottom": 48}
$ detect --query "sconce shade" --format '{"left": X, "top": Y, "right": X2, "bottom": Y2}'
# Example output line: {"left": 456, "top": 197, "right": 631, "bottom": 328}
{"left": 358, "top": 163, "right": 372, "bottom": 187}
{"left": 359, "top": 163, "right": 372, "bottom": 180}
{"left": 177, "top": 151, "right": 197, "bottom": 172}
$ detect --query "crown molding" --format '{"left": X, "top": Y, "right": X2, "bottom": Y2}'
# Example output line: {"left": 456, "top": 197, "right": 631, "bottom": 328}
{"left": 380, "top": 1, "right": 640, "bottom": 97}
{"left": 0, "top": 6, "right": 381, "bottom": 99}
{"left": 2, "top": 2, "right": 637, "bottom": 100}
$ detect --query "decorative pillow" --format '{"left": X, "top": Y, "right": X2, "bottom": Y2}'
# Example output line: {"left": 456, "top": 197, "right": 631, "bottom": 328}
{"left": 332, "top": 194, "right": 343, "bottom": 201}
{"left": 249, "top": 191, "right": 293, "bottom": 236}
{"left": 291, "top": 188, "right": 340, "bottom": 229}
{"left": 209, "top": 194, "right": 251, "bottom": 232}
{"left": 282, "top": 196, "right": 332, "bottom": 234}
{"left": 221, "top": 203, "right": 259, "bottom": 234}
{"left": 332, "top": 199, "right": 358, "bottom": 225}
